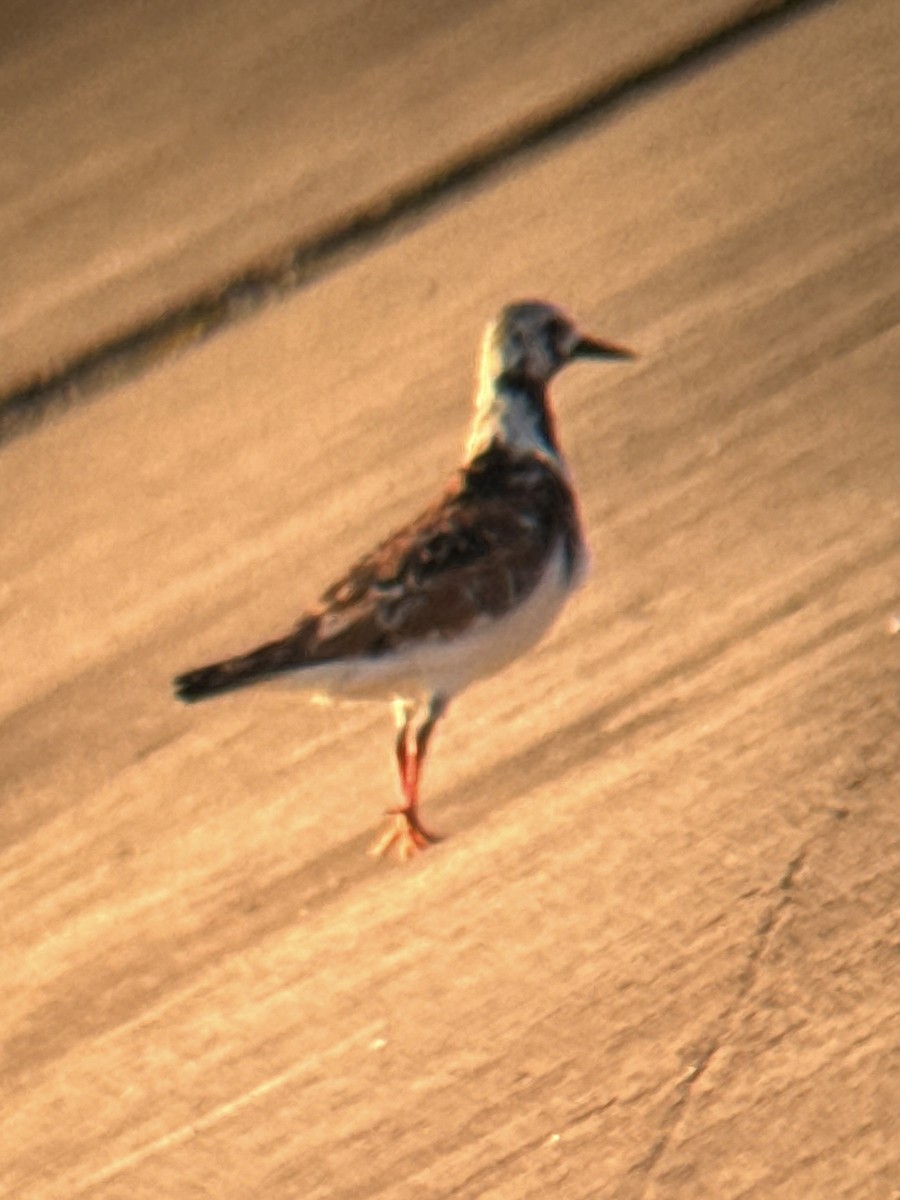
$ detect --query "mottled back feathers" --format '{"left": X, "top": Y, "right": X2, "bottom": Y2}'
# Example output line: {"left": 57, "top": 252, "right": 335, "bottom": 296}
{"left": 174, "top": 441, "right": 582, "bottom": 700}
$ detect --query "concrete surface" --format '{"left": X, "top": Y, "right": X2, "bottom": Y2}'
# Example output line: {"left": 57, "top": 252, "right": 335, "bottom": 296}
{"left": 0, "top": 0, "right": 769, "bottom": 394}
{"left": 2, "top": 0, "right": 899, "bottom": 1197}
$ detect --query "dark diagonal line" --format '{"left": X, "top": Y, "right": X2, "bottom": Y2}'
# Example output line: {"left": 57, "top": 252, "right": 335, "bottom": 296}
{"left": 0, "top": 0, "right": 834, "bottom": 445}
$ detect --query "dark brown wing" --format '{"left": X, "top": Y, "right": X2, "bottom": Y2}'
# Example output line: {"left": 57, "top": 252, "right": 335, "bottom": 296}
{"left": 174, "top": 444, "right": 581, "bottom": 701}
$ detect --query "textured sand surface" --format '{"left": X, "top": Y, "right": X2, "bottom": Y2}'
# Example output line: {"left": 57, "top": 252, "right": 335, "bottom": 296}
{"left": 0, "top": 0, "right": 767, "bottom": 393}
{"left": 2, "top": 1, "right": 898, "bottom": 1197}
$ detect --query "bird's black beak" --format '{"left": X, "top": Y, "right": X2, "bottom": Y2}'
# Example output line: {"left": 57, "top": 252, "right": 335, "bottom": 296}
{"left": 572, "top": 335, "right": 636, "bottom": 361}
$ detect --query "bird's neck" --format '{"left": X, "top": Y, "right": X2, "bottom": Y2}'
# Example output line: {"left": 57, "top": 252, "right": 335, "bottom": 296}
{"left": 464, "top": 370, "right": 563, "bottom": 466}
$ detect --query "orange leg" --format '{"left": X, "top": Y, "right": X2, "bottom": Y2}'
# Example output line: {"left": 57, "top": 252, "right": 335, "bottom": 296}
{"left": 369, "top": 697, "right": 447, "bottom": 860}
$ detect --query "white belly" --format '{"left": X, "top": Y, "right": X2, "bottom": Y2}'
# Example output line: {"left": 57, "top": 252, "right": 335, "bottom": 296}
{"left": 279, "top": 539, "right": 577, "bottom": 704}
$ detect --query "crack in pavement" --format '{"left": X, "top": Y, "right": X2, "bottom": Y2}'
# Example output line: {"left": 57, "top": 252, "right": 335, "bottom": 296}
{"left": 0, "top": 0, "right": 834, "bottom": 446}
{"left": 628, "top": 845, "right": 809, "bottom": 1194}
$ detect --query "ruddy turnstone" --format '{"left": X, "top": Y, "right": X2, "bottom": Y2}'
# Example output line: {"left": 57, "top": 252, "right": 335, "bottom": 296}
{"left": 174, "top": 301, "right": 634, "bottom": 859}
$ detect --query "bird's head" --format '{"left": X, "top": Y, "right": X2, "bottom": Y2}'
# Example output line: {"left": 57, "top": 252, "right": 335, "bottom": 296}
{"left": 480, "top": 300, "right": 635, "bottom": 388}
{"left": 466, "top": 300, "right": 635, "bottom": 464}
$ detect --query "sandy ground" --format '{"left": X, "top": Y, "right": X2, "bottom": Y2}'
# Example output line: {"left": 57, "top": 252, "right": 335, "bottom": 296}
{"left": 2, "top": 0, "right": 899, "bottom": 1197}
{"left": 0, "top": 0, "right": 763, "bottom": 395}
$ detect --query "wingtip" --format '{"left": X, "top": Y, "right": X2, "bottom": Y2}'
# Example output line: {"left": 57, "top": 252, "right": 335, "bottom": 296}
{"left": 173, "top": 670, "right": 212, "bottom": 703}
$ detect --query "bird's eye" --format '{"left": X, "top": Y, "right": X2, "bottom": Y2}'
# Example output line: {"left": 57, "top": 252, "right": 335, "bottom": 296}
{"left": 546, "top": 318, "right": 567, "bottom": 354}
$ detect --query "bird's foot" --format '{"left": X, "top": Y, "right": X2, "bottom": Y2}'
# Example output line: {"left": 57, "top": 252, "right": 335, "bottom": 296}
{"left": 368, "top": 806, "right": 442, "bottom": 861}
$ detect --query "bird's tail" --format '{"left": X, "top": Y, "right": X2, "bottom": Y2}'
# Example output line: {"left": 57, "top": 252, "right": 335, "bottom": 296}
{"left": 175, "top": 608, "right": 332, "bottom": 703}
{"left": 174, "top": 659, "right": 251, "bottom": 702}
{"left": 173, "top": 635, "right": 307, "bottom": 703}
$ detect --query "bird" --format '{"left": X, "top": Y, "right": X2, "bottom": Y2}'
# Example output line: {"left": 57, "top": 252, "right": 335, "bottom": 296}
{"left": 174, "top": 300, "right": 635, "bottom": 860}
